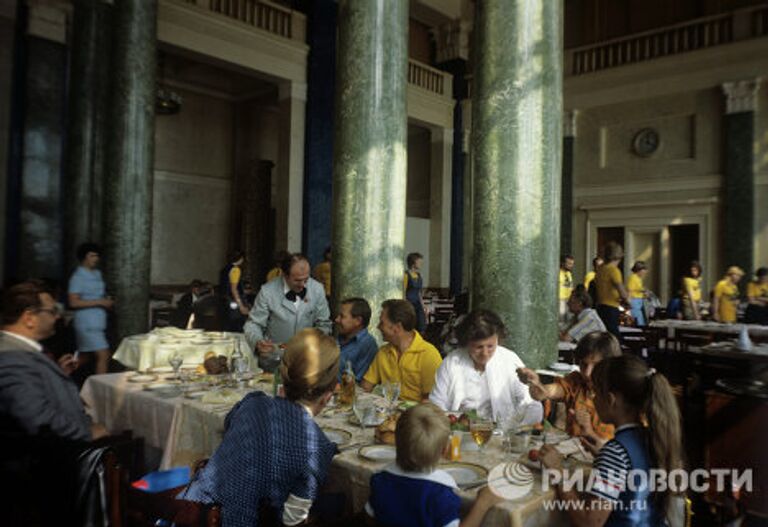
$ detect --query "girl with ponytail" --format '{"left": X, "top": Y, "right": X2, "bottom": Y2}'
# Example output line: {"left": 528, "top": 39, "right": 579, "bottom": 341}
{"left": 540, "top": 354, "right": 684, "bottom": 526}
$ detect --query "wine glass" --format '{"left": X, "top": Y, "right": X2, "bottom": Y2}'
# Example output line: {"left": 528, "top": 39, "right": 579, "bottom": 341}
{"left": 168, "top": 351, "right": 183, "bottom": 380}
{"left": 469, "top": 417, "right": 494, "bottom": 451}
{"left": 382, "top": 381, "right": 401, "bottom": 412}
{"left": 352, "top": 396, "right": 374, "bottom": 432}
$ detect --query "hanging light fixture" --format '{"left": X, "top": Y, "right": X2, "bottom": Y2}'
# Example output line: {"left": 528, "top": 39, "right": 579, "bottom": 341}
{"left": 156, "top": 52, "right": 183, "bottom": 115}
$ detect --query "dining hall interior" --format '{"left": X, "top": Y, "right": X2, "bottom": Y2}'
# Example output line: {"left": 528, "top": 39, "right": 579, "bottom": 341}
{"left": 1, "top": 0, "right": 768, "bottom": 526}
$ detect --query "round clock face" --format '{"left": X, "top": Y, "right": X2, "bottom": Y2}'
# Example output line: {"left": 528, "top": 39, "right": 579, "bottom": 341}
{"left": 632, "top": 128, "right": 660, "bottom": 157}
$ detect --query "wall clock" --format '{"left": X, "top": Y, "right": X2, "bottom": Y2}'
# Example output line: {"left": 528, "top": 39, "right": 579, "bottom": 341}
{"left": 632, "top": 128, "right": 660, "bottom": 157}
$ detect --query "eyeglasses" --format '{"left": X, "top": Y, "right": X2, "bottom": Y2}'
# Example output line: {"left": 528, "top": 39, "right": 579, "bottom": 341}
{"left": 34, "top": 306, "right": 61, "bottom": 317}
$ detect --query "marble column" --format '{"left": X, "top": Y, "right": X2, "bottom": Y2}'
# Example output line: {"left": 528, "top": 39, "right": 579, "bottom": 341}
{"left": 471, "top": 0, "right": 562, "bottom": 368}
{"left": 302, "top": 0, "right": 336, "bottom": 265}
{"left": 65, "top": 0, "right": 112, "bottom": 263}
{"left": 722, "top": 80, "right": 759, "bottom": 278}
{"left": 103, "top": 0, "right": 157, "bottom": 340}
{"left": 332, "top": 0, "right": 408, "bottom": 323}
{"left": 561, "top": 110, "right": 577, "bottom": 256}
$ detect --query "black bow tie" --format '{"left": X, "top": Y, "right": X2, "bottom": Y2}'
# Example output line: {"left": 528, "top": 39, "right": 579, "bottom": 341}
{"left": 285, "top": 289, "right": 307, "bottom": 301}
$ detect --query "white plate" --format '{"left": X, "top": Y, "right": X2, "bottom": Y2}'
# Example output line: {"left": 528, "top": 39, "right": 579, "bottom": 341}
{"left": 549, "top": 362, "right": 577, "bottom": 372}
{"left": 184, "top": 390, "right": 208, "bottom": 400}
{"left": 441, "top": 462, "right": 488, "bottom": 486}
{"left": 488, "top": 462, "right": 533, "bottom": 500}
{"left": 149, "top": 366, "right": 174, "bottom": 373}
{"left": 322, "top": 427, "right": 353, "bottom": 446}
{"left": 128, "top": 374, "right": 158, "bottom": 383}
{"left": 358, "top": 445, "right": 396, "bottom": 462}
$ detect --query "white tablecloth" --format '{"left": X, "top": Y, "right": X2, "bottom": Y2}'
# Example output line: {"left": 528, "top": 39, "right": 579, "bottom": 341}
{"left": 650, "top": 320, "right": 768, "bottom": 338}
{"left": 113, "top": 328, "right": 256, "bottom": 372}
{"left": 81, "top": 372, "right": 569, "bottom": 527}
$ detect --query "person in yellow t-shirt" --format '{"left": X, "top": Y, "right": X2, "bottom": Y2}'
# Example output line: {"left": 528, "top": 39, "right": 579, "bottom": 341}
{"left": 361, "top": 299, "right": 442, "bottom": 402}
{"left": 626, "top": 261, "right": 648, "bottom": 326}
{"left": 681, "top": 260, "right": 703, "bottom": 320}
{"left": 265, "top": 250, "right": 290, "bottom": 283}
{"left": 745, "top": 267, "right": 768, "bottom": 325}
{"left": 594, "top": 242, "right": 628, "bottom": 339}
{"left": 313, "top": 246, "right": 332, "bottom": 300}
{"left": 712, "top": 266, "right": 744, "bottom": 323}
{"left": 584, "top": 256, "right": 603, "bottom": 291}
{"left": 559, "top": 255, "right": 575, "bottom": 323}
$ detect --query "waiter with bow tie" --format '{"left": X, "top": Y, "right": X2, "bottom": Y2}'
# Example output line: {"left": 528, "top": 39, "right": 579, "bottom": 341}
{"left": 244, "top": 253, "right": 332, "bottom": 370}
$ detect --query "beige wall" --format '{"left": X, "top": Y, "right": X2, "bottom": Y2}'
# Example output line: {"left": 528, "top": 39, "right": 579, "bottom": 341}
{"left": 151, "top": 89, "right": 234, "bottom": 285}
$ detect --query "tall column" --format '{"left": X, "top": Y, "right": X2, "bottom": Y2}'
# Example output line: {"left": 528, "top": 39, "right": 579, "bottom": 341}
{"left": 302, "top": 0, "right": 336, "bottom": 265}
{"left": 561, "top": 110, "right": 577, "bottom": 256}
{"left": 65, "top": 0, "right": 112, "bottom": 264}
{"left": 276, "top": 81, "right": 306, "bottom": 253}
{"left": 332, "top": 0, "right": 408, "bottom": 322}
{"left": 103, "top": 0, "right": 156, "bottom": 339}
{"left": 471, "top": 0, "right": 562, "bottom": 368}
{"left": 722, "top": 80, "right": 759, "bottom": 277}
{"left": 429, "top": 127, "right": 453, "bottom": 288}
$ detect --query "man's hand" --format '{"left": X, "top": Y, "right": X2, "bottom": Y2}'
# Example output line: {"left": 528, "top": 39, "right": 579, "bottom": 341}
{"left": 239, "top": 304, "right": 250, "bottom": 316}
{"left": 57, "top": 354, "right": 79, "bottom": 376}
{"left": 256, "top": 340, "right": 275, "bottom": 356}
{"left": 539, "top": 444, "right": 563, "bottom": 470}
{"left": 578, "top": 434, "right": 605, "bottom": 456}
{"left": 570, "top": 408, "right": 594, "bottom": 435}
{"left": 100, "top": 298, "right": 114, "bottom": 309}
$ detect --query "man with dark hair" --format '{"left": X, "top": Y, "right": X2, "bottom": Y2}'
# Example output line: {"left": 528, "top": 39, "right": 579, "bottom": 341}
{"left": 335, "top": 297, "right": 378, "bottom": 382}
{"left": 561, "top": 286, "right": 606, "bottom": 343}
{"left": 0, "top": 280, "right": 101, "bottom": 441}
{"left": 244, "top": 253, "right": 331, "bottom": 369}
{"left": 171, "top": 279, "right": 211, "bottom": 329}
{"left": 361, "top": 299, "right": 442, "bottom": 402}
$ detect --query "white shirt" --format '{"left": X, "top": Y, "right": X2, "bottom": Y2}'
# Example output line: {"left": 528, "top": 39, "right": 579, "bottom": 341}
{"left": 283, "top": 279, "right": 301, "bottom": 307}
{"left": 1, "top": 330, "right": 43, "bottom": 352}
{"left": 460, "top": 368, "right": 493, "bottom": 419}
{"left": 429, "top": 345, "right": 543, "bottom": 426}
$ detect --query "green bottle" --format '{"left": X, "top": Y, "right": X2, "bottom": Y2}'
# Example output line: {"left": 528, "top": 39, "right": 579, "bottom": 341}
{"left": 273, "top": 365, "right": 283, "bottom": 397}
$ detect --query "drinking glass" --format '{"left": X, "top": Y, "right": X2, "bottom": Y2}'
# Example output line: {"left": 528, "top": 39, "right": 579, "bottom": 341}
{"left": 168, "top": 351, "right": 183, "bottom": 380}
{"left": 469, "top": 417, "right": 494, "bottom": 450}
{"left": 382, "top": 381, "right": 401, "bottom": 411}
{"left": 352, "top": 396, "right": 375, "bottom": 431}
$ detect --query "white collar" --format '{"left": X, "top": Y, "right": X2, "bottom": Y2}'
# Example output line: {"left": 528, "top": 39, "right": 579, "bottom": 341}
{"left": 382, "top": 463, "right": 458, "bottom": 489}
{"left": 1, "top": 330, "right": 43, "bottom": 352}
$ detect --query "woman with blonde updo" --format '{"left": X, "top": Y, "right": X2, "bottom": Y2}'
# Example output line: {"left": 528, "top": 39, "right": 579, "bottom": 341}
{"left": 181, "top": 329, "right": 340, "bottom": 527}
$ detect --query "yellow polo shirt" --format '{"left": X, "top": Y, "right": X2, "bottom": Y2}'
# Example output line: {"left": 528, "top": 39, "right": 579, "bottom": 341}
{"left": 747, "top": 281, "right": 768, "bottom": 301}
{"left": 714, "top": 279, "right": 739, "bottom": 323}
{"left": 265, "top": 267, "right": 281, "bottom": 282}
{"left": 596, "top": 264, "right": 623, "bottom": 308}
{"left": 584, "top": 271, "right": 596, "bottom": 290}
{"left": 313, "top": 261, "right": 331, "bottom": 296}
{"left": 559, "top": 269, "right": 574, "bottom": 300}
{"left": 363, "top": 331, "right": 442, "bottom": 402}
{"left": 683, "top": 277, "right": 702, "bottom": 303}
{"left": 626, "top": 273, "right": 644, "bottom": 299}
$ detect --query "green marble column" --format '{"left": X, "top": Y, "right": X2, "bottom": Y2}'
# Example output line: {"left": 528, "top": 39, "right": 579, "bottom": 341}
{"left": 471, "top": 0, "right": 562, "bottom": 368}
{"left": 103, "top": 0, "right": 157, "bottom": 340}
{"left": 332, "top": 0, "right": 408, "bottom": 330}
{"left": 65, "top": 0, "right": 112, "bottom": 261}
{"left": 722, "top": 80, "right": 758, "bottom": 279}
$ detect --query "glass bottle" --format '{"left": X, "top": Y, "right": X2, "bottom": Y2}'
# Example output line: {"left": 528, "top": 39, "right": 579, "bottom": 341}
{"left": 339, "top": 360, "right": 355, "bottom": 406}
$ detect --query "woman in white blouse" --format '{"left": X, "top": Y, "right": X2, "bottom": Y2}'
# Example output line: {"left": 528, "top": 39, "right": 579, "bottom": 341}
{"left": 429, "top": 309, "right": 543, "bottom": 425}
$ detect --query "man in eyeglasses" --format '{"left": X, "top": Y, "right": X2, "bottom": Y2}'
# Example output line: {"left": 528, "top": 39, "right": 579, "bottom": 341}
{"left": 0, "top": 279, "right": 77, "bottom": 374}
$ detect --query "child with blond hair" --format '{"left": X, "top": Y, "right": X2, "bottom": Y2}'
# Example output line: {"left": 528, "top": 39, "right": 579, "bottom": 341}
{"left": 365, "top": 403, "right": 502, "bottom": 527}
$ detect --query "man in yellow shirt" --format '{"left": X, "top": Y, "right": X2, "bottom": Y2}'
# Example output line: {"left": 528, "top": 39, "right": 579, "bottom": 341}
{"left": 362, "top": 299, "right": 442, "bottom": 402}
{"left": 583, "top": 256, "right": 603, "bottom": 290}
{"left": 713, "top": 266, "right": 744, "bottom": 323}
{"left": 594, "top": 242, "right": 628, "bottom": 339}
{"left": 312, "top": 246, "right": 332, "bottom": 300}
{"left": 559, "top": 255, "right": 575, "bottom": 324}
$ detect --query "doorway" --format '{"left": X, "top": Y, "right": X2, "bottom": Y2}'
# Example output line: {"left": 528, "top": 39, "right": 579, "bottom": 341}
{"left": 669, "top": 224, "right": 699, "bottom": 298}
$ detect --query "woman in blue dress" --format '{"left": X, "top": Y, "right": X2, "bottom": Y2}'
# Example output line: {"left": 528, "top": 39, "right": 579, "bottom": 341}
{"left": 180, "top": 328, "right": 340, "bottom": 526}
{"left": 68, "top": 243, "right": 114, "bottom": 374}
{"left": 404, "top": 252, "right": 427, "bottom": 333}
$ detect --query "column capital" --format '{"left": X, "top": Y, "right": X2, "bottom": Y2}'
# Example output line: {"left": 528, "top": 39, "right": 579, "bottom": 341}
{"left": 279, "top": 81, "right": 308, "bottom": 102}
{"left": 434, "top": 20, "right": 472, "bottom": 63}
{"left": 722, "top": 79, "right": 760, "bottom": 114}
{"left": 563, "top": 110, "right": 579, "bottom": 137}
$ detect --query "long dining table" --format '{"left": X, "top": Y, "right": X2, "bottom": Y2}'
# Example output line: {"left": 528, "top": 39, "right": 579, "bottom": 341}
{"left": 81, "top": 371, "right": 582, "bottom": 526}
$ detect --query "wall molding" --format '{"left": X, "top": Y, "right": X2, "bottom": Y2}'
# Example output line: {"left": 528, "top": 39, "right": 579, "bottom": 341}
{"left": 154, "top": 169, "right": 231, "bottom": 189}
